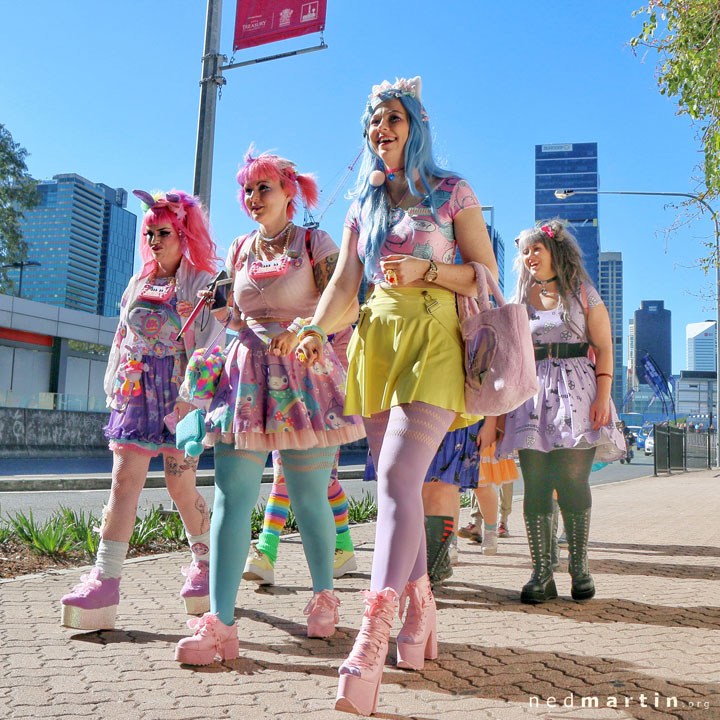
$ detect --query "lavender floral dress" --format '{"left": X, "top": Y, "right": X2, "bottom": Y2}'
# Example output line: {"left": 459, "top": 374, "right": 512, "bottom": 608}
{"left": 496, "top": 285, "right": 624, "bottom": 463}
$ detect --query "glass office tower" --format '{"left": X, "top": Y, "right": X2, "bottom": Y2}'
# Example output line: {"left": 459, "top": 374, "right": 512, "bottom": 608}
{"left": 535, "top": 142, "right": 599, "bottom": 286}
{"left": 14, "top": 174, "right": 136, "bottom": 315}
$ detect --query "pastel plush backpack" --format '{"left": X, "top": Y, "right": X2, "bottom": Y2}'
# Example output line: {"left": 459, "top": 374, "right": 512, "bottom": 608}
{"left": 459, "top": 262, "right": 538, "bottom": 416}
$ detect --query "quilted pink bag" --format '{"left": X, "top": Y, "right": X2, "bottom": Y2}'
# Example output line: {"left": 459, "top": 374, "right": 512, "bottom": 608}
{"left": 459, "top": 262, "right": 538, "bottom": 416}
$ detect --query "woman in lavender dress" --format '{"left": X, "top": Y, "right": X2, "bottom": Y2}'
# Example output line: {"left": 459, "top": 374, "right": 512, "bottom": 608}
{"left": 495, "top": 220, "right": 624, "bottom": 604}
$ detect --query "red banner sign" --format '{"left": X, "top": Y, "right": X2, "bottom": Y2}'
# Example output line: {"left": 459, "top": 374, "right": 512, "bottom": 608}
{"left": 233, "top": 0, "right": 326, "bottom": 51}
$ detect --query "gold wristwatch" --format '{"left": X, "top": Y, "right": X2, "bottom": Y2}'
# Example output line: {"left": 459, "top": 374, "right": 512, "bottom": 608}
{"left": 423, "top": 259, "right": 438, "bottom": 283}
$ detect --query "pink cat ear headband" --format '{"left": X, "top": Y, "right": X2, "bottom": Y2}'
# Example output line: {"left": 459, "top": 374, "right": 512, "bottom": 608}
{"left": 132, "top": 189, "right": 197, "bottom": 222}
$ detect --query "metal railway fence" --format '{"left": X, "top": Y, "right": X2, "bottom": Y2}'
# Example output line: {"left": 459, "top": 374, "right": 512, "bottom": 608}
{"left": 654, "top": 424, "right": 716, "bottom": 474}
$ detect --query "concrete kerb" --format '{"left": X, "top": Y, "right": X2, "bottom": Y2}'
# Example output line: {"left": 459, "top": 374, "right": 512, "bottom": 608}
{"left": 0, "top": 465, "right": 368, "bottom": 492}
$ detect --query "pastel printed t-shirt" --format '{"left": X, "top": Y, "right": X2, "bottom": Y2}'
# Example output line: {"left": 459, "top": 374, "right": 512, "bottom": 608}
{"left": 344, "top": 176, "right": 481, "bottom": 283}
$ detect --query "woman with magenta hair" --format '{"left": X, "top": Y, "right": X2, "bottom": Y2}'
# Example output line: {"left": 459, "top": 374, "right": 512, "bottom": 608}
{"left": 61, "top": 190, "right": 224, "bottom": 631}
{"left": 174, "top": 149, "right": 365, "bottom": 665}
{"left": 296, "top": 77, "right": 497, "bottom": 715}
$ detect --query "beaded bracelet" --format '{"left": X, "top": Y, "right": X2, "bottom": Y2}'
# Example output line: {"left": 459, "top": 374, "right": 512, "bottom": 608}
{"left": 297, "top": 324, "right": 328, "bottom": 344}
{"left": 595, "top": 372, "right": 613, "bottom": 380}
{"left": 287, "top": 316, "right": 307, "bottom": 335}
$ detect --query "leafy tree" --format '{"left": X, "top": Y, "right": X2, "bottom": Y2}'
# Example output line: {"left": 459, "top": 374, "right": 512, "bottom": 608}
{"left": 0, "top": 124, "right": 38, "bottom": 293}
{"left": 631, "top": 2, "right": 720, "bottom": 202}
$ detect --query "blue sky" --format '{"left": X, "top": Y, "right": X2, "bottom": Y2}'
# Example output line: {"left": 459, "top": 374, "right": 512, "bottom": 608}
{"left": 0, "top": 1, "right": 713, "bottom": 375}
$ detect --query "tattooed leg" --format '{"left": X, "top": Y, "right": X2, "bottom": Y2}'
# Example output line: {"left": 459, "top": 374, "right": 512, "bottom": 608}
{"left": 164, "top": 450, "right": 208, "bottom": 536}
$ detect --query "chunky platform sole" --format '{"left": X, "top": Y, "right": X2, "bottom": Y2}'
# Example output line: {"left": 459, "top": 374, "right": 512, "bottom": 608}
{"left": 335, "top": 672, "right": 381, "bottom": 716}
{"left": 571, "top": 580, "right": 596, "bottom": 602}
{"left": 333, "top": 554, "right": 357, "bottom": 578}
{"left": 183, "top": 595, "right": 210, "bottom": 615}
{"left": 241, "top": 568, "right": 274, "bottom": 586}
{"left": 174, "top": 637, "right": 239, "bottom": 666}
{"left": 520, "top": 578, "right": 558, "bottom": 605}
{"left": 396, "top": 628, "right": 438, "bottom": 670}
{"left": 307, "top": 621, "right": 336, "bottom": 638}
{"left": 61, "top": 603, "right": 118, "bottom": 631}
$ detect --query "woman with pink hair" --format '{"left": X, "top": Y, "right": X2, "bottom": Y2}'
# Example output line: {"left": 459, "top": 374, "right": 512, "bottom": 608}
{"left": 174, "top": 149, "right": 364, "bottom": 665}
{"left": 60, "top": 190, "right": 224, "bottom": 631}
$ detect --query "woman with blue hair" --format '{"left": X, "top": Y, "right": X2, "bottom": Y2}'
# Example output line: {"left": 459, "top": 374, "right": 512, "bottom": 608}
{"left": 297, "top": 76, "right": 497, "bottom": 715}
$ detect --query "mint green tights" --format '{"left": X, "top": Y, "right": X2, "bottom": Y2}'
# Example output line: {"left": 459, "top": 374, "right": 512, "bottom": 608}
{"left": 210, "top": 443, "right": 338, "bottom": 626}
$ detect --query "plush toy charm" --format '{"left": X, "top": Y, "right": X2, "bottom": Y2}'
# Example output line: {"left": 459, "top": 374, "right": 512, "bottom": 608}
{"left": 120, "top": 348, "right": 147, "bottom": 398}
{"left": 183, "top": 345, "right": 225, "bottom": 405}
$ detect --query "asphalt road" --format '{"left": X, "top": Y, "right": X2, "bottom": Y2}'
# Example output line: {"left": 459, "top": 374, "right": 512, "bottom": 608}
{"left": 0, "top": 453, "right": 656, "bottom": 524}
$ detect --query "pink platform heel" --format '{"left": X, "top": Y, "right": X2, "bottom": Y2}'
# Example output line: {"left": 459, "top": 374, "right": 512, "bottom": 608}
{"left": 304, "top": 589, "right": 341, "bottom": 638}
{"left": 180, "top": 560, "right": 210, "bottom": 615}
{"left": 396, "top": 574, "right": 438, "bottom": 670}
{"left": 174, "top": 612, "right": 239, "bottom": 665}
{"left": 335, "top": 587, "right": 398, "bottom": 716}
{"left": 60, "top": 567, "right": 120, "bottom": 630}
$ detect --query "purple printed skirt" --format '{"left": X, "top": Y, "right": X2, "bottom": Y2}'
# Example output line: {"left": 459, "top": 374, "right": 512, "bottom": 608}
{"left": 204, "top": 322, "right": 366, "bottom": 451}
{"left": 496, "top": 357, "right": 625, "bottom": 463}
{"left": 104, "top": 354, "right": 179, "bottom": 456}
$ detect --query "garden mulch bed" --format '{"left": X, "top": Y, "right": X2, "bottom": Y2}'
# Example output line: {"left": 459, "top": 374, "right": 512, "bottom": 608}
{"left": 0, "top": 541, "right": 183, "bottom": 580}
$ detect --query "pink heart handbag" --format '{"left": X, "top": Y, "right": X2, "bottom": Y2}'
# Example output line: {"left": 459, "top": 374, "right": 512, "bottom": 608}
{"left": 458, "top": 262, "right": 538, "bottom": 416}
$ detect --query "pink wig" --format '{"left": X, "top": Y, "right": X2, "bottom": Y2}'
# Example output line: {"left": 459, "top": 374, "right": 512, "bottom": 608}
{"left": 236, "top": 146, "right": 318, "bottom": 221}
{"left": 138, "top": 190, "right": 219, "bottom": 277}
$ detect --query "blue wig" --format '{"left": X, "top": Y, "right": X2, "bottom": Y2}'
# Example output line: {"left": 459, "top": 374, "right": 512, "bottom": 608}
{"left": 350, "top": 89, "right": 454, "bottom": 281}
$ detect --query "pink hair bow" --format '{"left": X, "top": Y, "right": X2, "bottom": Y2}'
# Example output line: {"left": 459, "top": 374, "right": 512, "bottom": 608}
{"left": 540, "top": 225, "right": 555, "bottom": 239}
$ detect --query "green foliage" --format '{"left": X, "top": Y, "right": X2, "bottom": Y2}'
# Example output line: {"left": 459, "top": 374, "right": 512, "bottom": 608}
{"left": 632, "top": 2, "right": 720, "bottom": 201}
{"left": 347, "top": 491, "right": 377, "bottom": 524}
{"left": 129, "top": 506, "right": 164, "bottom": 548}
{"left": 58, "top": 507, "right": 100, "bottom": 556}
{"left": 7, "top": 510, "right": 75, "bottom": 557}
{"left": 0, "top": 124, "right": 38, "bottom": 293}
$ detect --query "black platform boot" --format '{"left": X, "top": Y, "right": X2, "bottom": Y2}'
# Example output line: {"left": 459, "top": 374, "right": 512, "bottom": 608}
{"left": 562, "top": 508, "right": 595, "bottom": 601}
{"left": 425, "top": 516, "right": 454, "bottom": 587}
{"left": 521, "top": 512, "right": 558, "bottom": 604}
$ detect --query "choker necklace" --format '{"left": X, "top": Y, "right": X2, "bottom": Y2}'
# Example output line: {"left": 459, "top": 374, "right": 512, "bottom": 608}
{"left": 534, "top": 275, "right": 558, "bottom": 296}
{"left": 255, "top": 222, "right": 293, "bottom": 260}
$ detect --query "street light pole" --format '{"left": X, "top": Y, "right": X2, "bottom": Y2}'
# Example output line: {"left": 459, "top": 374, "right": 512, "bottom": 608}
{"left": 1, "top": 260, "right": 41, "bottom": 298}
{"left": 555, "top": 188, "right": 720, "bottom": 467}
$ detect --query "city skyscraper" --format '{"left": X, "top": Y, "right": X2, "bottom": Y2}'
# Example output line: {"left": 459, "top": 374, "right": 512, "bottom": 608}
{"left": 535, "top": 142, "right": 599, "bottom": 286}
{"left": 599, "top": 251, "right": 623, "bottom": 409}
{"left": 634, "top": 300, "right": 672, "bottom": 384}
{"left": 686, "top": 321, "right": 717, "bottom": 372}
{"left": 13, "top": 173, "right": 136, "bottom": 316}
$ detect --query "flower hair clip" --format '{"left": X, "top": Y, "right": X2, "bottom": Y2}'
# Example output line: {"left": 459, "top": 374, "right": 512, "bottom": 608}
{"left": 368, "top": 76, "right": 422, "bottom": 109}
{"left": 540, "top": 225, "right": 556, "bottom": 239}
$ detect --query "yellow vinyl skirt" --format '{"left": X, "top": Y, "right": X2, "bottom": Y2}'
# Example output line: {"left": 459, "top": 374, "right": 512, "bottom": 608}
{"left": 345, "top": 285, "right": 481, "bottom": 431}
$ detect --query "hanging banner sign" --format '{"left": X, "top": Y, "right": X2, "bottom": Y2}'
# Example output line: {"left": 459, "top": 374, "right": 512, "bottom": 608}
{"left": 639, "top": 353, "right": 669, "bottom": 397}
{"left": 234, "top": 1, "right": 326, "bottom": 51}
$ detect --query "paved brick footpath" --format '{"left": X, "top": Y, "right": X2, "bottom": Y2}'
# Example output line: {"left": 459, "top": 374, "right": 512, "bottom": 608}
{"left": 1, "top": 471, "right": 719, "bottom": 720}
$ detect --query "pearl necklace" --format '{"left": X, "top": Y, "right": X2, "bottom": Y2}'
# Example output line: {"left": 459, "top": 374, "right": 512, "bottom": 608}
{"left": 254, "top": 222, "right": 293, "bottom": 261}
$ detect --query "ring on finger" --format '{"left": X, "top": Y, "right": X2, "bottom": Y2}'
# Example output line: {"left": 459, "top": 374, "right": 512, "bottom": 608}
{"left": 384, "top": 268, "right": 397, "bottom": 284}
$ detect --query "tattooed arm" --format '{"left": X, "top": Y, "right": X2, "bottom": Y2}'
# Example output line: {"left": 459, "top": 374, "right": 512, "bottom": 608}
{"left": 313, "top": 252, "right": 359, "bottom": 332}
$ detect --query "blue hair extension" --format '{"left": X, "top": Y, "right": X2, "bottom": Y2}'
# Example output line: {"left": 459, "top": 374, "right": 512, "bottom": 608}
{"left": 349, "top": 91, "right": 455, "bottom": 281}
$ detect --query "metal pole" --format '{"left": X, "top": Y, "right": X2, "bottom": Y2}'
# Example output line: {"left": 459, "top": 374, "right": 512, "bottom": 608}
{"left": 193, "top": 0, "right": 224, "bottom": 212}
{"left": 17, "top": 262, "right": 24, "bottom": 298}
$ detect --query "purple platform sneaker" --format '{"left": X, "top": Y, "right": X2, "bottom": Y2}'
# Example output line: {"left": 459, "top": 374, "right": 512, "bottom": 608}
{"left": 61, "top": 567, "right": 120, "bottom": 630}
{"left": 180, "top": 560, "right": 210, "bottom": 615}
